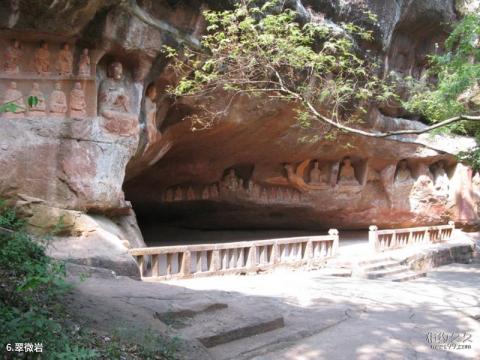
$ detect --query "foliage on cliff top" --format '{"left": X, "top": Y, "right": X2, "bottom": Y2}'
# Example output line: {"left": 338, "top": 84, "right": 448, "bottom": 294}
{"left": 405, "top": 13, "right": 479, "bottom": 127}
{"left": 405, "top": 13, "right": 480, "bottom": 168}
{"left": 164, "top": 0, "right": 395, "bottom": 137}
{"left": 164, "top": 0, "right": 480, "bottom": 145}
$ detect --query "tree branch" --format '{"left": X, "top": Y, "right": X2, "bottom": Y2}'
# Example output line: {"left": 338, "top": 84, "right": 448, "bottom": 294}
{"left": 270, "top": 69, "right": 480, "bottom": 138}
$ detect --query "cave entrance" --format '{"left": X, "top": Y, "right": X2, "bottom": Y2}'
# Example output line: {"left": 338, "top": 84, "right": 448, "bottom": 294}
{"left": 129, "top": 198, "right": 369, "bottom": 250}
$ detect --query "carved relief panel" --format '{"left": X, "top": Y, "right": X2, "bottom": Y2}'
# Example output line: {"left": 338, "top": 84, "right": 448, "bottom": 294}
{"left": 0, "top": 36, "right": 96, "bottom": 119}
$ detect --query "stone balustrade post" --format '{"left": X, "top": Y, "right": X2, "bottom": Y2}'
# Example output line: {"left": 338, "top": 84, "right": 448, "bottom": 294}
{"left": 211, "top": 250, "right": 221, "bottom": 272}
{"left": 137, "top": 255, "right": 145, "bottom": 278}
{"left": 446, "top": 220, "right": 455, "bottom": 241}
{"left": 272, "top": 242, "right": 280, "bottom": 265}
{"left": 369, "top": 225, "right": 379, "bottom": 252}
{"left": 424, "top": 228, "right": 430, "bottom": 244}
{"left": 151, "top": 255, "right": 159, "bottom": 277}
{"left": 247, "top": 245, "right": 257, "bottom": 272}
{"left": 181, "top": 250, "right": 191, "bottom": 277}
{"left": 305, "top": 239, "right": 313, "bottom": 260}
{"left": 329, "top": 229, "right": 339, "bottom": 256}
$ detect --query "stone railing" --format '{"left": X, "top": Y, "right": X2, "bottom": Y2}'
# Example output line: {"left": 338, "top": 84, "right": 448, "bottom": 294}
{"left": 369, "top": 222, "right": 455, "bottom": 252}
{"left": 129, "top": 230, "right": 339, "bottom": 281}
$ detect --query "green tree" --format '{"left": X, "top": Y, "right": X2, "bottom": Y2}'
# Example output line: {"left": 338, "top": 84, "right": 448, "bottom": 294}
{"left": 132, "top": 0, "right": 478, "bottom": 139}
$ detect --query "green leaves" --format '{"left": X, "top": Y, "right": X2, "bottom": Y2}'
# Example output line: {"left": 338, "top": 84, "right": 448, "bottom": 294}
{"left": 0, "top": 102, "right": 18, "bottom": 113}
{"left": 167, "top": 0, "right": 396, "bottom": 133}
{"left": 27, "top": 96, "right": 39, "bottom": 108}
{"left": 405, "top": 14, "right": 480, "bottom": 125}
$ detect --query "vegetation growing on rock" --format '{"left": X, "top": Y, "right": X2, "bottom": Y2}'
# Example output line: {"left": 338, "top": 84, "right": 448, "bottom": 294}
{"left": 165, "top": 0, "right": 480, "bottom": 144}
{"left": 0, "top": 200, "right": 179, "bottom": 359}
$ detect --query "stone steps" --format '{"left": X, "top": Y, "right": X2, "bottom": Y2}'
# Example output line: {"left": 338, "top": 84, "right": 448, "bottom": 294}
{"left": 362, "top": 260, "right": 402, "bottom": 272}
{"left": 351, "top": 257, "right": 425, "bottom": 282}
{"left": 364, "top": 265, "right": 408, "bottom": 279}
{"left": 207, "top": 307, "right": 348, "bottom": 360}
{"left": 389, "top": 271, "right": 427, "bottom": 282}
{"left": 176, "top": 304, "right": 285, "bottom": 348}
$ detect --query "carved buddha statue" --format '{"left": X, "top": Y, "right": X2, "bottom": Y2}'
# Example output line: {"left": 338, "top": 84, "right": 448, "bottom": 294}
{"left": 49, "top": 82, "right": 67, "bottom": 116}
{"left": 3, "top": 81, "right": 25, "bottom": 118}
{"left": 338, "top": 158, "right": 359, "bottom": 185}
{"left": 56, "top": 43, "right": 73, "bottom": 76}
{"left": 395, "top": 160, "right": 413, "bottom": 184}
{"left": 69, "top": 82, "right": 87, "bottom": 118}
{"left": 209, "top": 184, "right": 219, "bottom": 198}
{"left": 4, "top": 39, "right": 21, "bottom": 74}
{"left": 187, "top": 187, "right": 195, "bottom": 201}
{"left": 223, "top": 169, "right": 240, "bottom": 191}
{"left": 99, "top": 61, "right": 138, "bottom": 136}
{"left": 309, "top": 161, "right": 328, "bottom": 184}
{"left": 433, "top": 161, "right": 449, "bottom": 192}
{"left": 143, "top": 83, "right": 160, "bottom": 152}
{"left": 28, "top": 82, "right": 46, "bottom": 116}
{"left": 78, "top": 48, "right": 91, "bottom": 77}
{"left": 34, "top": 42, "right": 50, "bottom": 75}
{"left": 174, "top": 187, "right": 183, "bottom": 201}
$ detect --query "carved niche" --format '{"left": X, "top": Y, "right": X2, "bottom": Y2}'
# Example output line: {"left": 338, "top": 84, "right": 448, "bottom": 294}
{"left": 337, "top": 157, "right": 360, "bottom": 186}
{"left": 0, "top": 37, "right": 96, "bottom": 119}
{"left": 394, "top": 159, "right": 414, "bottom": 184}
{"left": 431, "top": 160, "right": 450, "bottom": 193}
{"left": 98, "top": 60, "right": 139, "bottom": 136}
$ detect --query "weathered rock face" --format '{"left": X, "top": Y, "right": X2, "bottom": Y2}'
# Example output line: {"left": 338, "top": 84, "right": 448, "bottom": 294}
{"left": 0, "top": 0, "right": 479, "bottom": 251}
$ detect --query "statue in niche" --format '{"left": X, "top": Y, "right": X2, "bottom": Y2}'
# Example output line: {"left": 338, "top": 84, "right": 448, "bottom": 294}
{"left": 142, "top": 84, "right": 160, "bottom": 153}
{"left": 395, "top": 160, "right": 414, "bottom": 184}
{"left": 174, "top": 187, "right": 183, "bottom": 201}
{"left": 247, "top": 180, "right": 254, "bottom": 193}
{"left": 186, "top": 187, "right": 195, "bottom": 201}
{"left": 209, "top": 184, "right": 219, "bottom": 198}
{"left": 202, "top": 186, "right": 210, "bottom": 200}
{"left": 309, "top": 161, "right": 322, "bottom": 184}
{"left": 309, "top": 161, "right": 329, "bottom": 185}
{"left": 253, "top": 183, "right": 261, "bottom": 198}
{"left": 99, "top": 61, "right": 138, "bottom": 136}
{"left": 266, "top": 159, "right": 332, "bottom": 192}
{"left": 78, "top": 48, "right": 91, "bottom": 77}
{"left": 260, "top": 188, "right": 268, "bottom": 201}
{"left": 223, "top": 169, "right": 240, "bottom": 191}
{"left": 49, "top": 82, "right": 67, "bottom": 117}
{"left": 269, "top": 187, "right": 277, "bottom": 202}
{"left": 164, "top": 188, "right": 174, "bottom": 202}
{"left": 69, "top": 82, "right": 87, "bottom": 119}
{"left": 3, "top": 39, "right": 22, "bottom": 74}
{"left": 276, "top": 188, "right": 283, "bottom": 201}
{"left": 338, "top": 158, "right": 359, "bottom": 185}
{"left": 34, "top": 42, "right": 50, "bottom": 75}
{"left": 433, "top": 161, "right": 449, "bottom": 193}
{"left": 3, "top": 81, "right": 25, "bottom": 118}
{"left": 28, "top": 83, "right": 46, "bottom": 116}
{"left": 292, "top": 191, "right": 301, "bottom": 202}
{"left": 56, "top": 43, "right": 73, "bottom": 76}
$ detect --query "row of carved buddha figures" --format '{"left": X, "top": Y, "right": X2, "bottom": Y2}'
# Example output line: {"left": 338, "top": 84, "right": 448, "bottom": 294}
{"left": 395, "top": 159, "right": 451, "bottom": 192}
{"left": 2, "top": 81, "right": 87, "bottom": 118}
{"left": 266, "top": 158, "right": 451, "bottom": 193}
{"left": 2, "top": 39, "right": 91, "bottom": 77}
{"left": 163, "top": 175, "right": 303, "bottom": 204}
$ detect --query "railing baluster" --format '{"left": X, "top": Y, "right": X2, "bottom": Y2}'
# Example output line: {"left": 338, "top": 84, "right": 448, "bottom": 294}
{"left": 152, "top": 255, "right": 159, "bottom": 277}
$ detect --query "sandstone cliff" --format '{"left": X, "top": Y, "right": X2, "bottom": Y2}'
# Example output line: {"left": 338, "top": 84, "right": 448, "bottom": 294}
{"left": 0, "top": 0, "right": 479, "bottom": 271}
